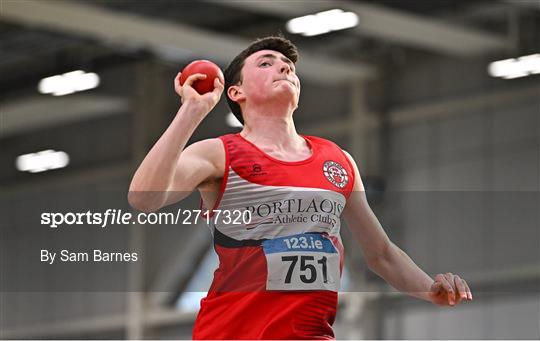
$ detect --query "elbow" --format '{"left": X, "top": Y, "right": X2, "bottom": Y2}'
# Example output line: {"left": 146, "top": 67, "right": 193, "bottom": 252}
{"left": 366, "top": 257, "right": 382, "bottom": 273}
{"left": 366, "top": 240, "right": 393, "bottom": 271}
{"left": 127, "top": 191, "right": 162, "bottom": 213}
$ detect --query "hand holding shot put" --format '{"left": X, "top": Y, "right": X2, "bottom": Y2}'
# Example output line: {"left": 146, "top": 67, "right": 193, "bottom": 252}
{"left": 128, "top": 60, "right": 224, "bottom": 212}
{"left": 175, "top": 60, "right": 225, "bottom": 112}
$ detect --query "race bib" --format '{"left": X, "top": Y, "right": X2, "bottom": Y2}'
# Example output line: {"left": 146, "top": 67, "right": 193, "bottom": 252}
{"left": 262, "top": 233, "right": 341, "bottom": 291}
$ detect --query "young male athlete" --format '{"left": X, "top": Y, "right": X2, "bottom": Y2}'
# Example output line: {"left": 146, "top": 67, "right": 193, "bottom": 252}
{"left": 128, "top": 36, "right": 473, "bottom": 340}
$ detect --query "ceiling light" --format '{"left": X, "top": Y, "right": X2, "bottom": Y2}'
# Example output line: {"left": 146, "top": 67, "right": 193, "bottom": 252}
{"left": 38, "top": 70, "right": 100, "bottom": 96}
{"left": 15, "top": 149, "right": 70, "bottom": 173}
{"left": 488, "top": 53, "right": 540, "bottom": 79}
{"left": 286, "top": 9, "right": 359, "bottom": 37}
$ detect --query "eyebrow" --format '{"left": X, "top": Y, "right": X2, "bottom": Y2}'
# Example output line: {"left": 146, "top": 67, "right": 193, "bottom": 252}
{"left": 256, "top": 53, "right": 295, "bottom": 69}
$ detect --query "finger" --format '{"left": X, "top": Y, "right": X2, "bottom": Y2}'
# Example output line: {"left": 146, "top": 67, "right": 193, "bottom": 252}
{"left": 454, "top": 275, "right": 467, "bottom": 302}
{"left": 431, "top": 280, "right": 443, "bottom": 294}
{"left": 433, "top": 275, "right": 445, "bottom": 293}
{"left": 461, "top": 279, "right": 471, "bottom": 300}
{"left": 434, "top": 273, "right": 446, "bottom": 283}
{"left": 212, "top": 77, "right": 224, "bottom": 94}
{"left": 431, "top": 279, "right": 455, "bottom": 306}
{"left": 463, "top": 279, "right": 473, "bottom": 300}
{"left": 444, "top": 273, "right": 458, "bottom": 294}
{"left": 434, "top": 274, "right": 453, "bottom": 293}
{"left": 439, "top": 276, "right": 456, "bottom": 305}
{"left": 174, "top": 72, "right": 182, "bottom": 89}
{"left": 215, "top": 76, "right": 224, "bottom": 87}
{"left": 184, "top": 73, "right": 207, "bottom": 86}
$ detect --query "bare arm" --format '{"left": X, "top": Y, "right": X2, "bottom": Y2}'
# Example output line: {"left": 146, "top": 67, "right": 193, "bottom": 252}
{"left": 128, "top": 72, "right": 224, "bottom": 212}
{"left": 342, "top": 151, "right": 472, "bottom": 305}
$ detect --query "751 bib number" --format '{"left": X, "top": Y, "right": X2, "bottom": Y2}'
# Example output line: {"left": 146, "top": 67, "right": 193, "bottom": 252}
{"left": 282, "top": 255, "right": 328, "bottom": 284}
{"left": 263, "top": 233, "right": 340, "bottom": 291}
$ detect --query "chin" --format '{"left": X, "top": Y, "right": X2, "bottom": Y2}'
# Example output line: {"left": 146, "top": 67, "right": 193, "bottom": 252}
{"left": 274, "top": 86, "right": 298, "bottom": 98}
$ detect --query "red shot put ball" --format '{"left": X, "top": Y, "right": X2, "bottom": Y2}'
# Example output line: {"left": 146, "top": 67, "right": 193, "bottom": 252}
{"left": 179, "top": 60, "right": 224, "bottom": 95}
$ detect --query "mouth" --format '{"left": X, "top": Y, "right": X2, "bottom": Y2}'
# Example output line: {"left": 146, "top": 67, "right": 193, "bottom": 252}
{"left": 274, "top": 79, "right": 296, "bottom": 86}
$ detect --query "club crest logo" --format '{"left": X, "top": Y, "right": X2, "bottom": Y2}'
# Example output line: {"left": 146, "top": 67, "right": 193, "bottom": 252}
{"left": 323, "top": 161, "right": 349, "bottom": 188}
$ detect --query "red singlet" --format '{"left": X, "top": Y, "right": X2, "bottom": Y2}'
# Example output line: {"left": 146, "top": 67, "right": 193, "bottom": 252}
{"left": 192, "top": 133, "right": 355, "bottom": 340}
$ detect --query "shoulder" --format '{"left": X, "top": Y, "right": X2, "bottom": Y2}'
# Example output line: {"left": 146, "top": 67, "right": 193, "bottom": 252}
{"left": 183, "top": 137, "right": 225, "bottom": 169}
{"left": 339, "top": 149, "right": 364, "bottom": 191}
{"left": 340, "top": 149, "right": 359, "bottom": 173}
{"left": 185, "top": 137, "right": 224, "bottom": 155}
{"left": 341, "top": 149, "right": 354, "bottom": 162}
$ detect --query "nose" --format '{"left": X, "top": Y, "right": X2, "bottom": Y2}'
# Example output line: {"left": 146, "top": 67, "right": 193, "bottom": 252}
{"left": 279, "top": 62, "right": 291, "bottom": 74}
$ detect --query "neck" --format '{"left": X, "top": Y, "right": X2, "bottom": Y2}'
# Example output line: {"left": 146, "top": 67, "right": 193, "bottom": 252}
{"left": 240, "top": 103, "right": 302, "bottom": 149}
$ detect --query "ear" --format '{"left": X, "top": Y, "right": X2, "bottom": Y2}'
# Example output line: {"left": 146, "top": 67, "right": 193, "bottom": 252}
{"left": 227, "top": 84, "right": 246, "bottom": 103}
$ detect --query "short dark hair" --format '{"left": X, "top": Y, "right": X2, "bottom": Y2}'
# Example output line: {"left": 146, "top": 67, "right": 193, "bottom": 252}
{"left": 224, "top": 36, "right": 299, "bottom": 125}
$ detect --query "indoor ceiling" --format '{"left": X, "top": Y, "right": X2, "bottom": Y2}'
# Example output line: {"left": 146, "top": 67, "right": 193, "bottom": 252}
{"left": 0, "top": 0, "right": 538, "bottom": 99}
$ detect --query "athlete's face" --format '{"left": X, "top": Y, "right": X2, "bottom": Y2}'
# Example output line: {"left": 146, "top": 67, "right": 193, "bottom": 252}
{"left": 229, "top": 49, "right": 301, "bottom": 109}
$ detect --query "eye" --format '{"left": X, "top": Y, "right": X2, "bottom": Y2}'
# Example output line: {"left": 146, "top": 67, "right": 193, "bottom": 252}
{"left": 260, "top": 61, "right": 271, "bottom": 67}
